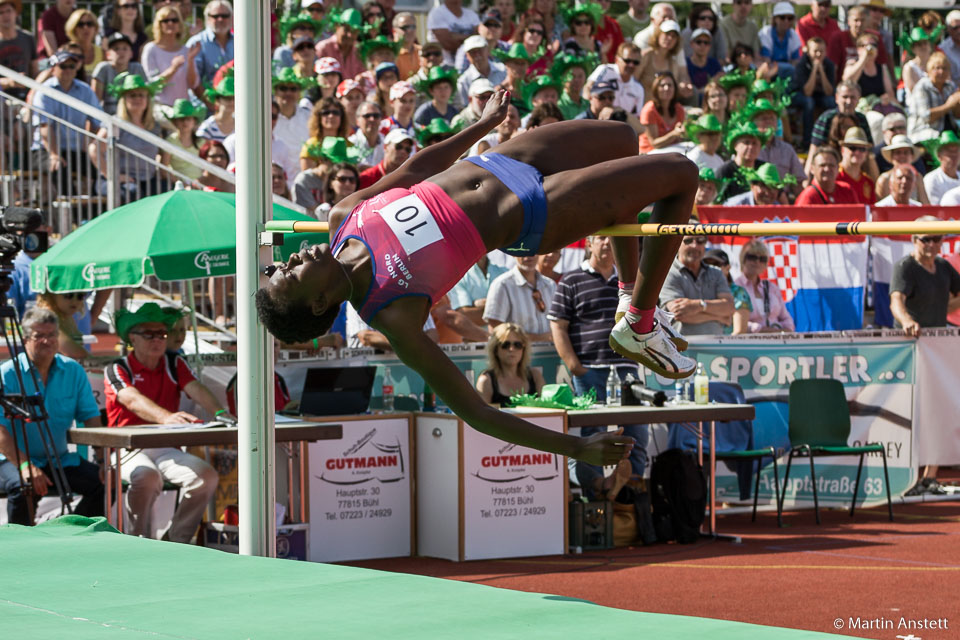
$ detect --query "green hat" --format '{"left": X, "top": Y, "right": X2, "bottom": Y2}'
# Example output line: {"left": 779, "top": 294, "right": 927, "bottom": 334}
{"left": 302, "top": 136, "right": 362, "bottom": 164}
{"left": 278, "top": 10, "right": 324, "bottom": 42}
{"left": 163, "top": 98, "right": 206, "bottom": 121}
{"left": 522, "top": 74, "right": 562, "bottom": 109}
{"left": 920, "top": 130, "right": 960, "bottom": 167}
{"left": 725, "top": 121, "right": 771, "bottom": 153}
{"left": 897, "top": 25, "right": 943, "bottom": 54}
{"left": 560, "top": 1, "right": 605, "bottom": 30}
{"left": 416, "top": 118, "right": 461, "bottom": 146}
{"left": 743, "top": 97, "right": 783, "bottom": 122}
{"left": 271, "top": 66, "right": 318, "bottom": 92}
{"left": 205, "top": 76, "right": 235, "bottom": 101}
{"left": 493, "top": 42, "right": 536, "bottom": 64}
{"left": 160, "top": 305, "right": 189, "bottom": 325}
{"left": 107, "top": 72, "right": 164, "bottom": 98}
{"left": 115, "top": 302, "right": 178, "bottom": 343}
{"left": 716, "top": 69, "right": 754, "bottom": 92}
{"left": 749, "top": 76, "right": 791, "bottom": 109}
{"left": 686, "top": 113, "right": 723, "bottom": 142}
{"left": 548, "top": 50, "right": 599, "bottom": 82}
{"left": 413, "top": 65, "right": 459, "bottom": 95}
{"left": 358, "top": 34, "right": 401, "bottom": 64}
{"left": 741, "top": 162, "right": 797, "bottom": 190}
{"left": 329, "top": 7, "right": 372, "bottom": 34}
{"left": 698, "top": 167, "right": 722, "bottom": 184}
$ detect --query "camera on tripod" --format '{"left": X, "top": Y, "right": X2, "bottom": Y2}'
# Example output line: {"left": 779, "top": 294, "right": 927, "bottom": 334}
{"left": 0, "top": 206, "right": 47, "bottom": 297}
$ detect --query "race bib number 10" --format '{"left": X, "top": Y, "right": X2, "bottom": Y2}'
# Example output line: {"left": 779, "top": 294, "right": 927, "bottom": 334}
{"left": 378, "top": 193, "right": 444, "bottom": 256}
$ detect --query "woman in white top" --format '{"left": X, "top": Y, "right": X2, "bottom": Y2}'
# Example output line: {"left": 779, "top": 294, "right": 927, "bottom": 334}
{"left": 733, "top": 240, "right": 795, "bottom": 334}
{"left": 140, "top": 5, "right": 195, "bottom": 106}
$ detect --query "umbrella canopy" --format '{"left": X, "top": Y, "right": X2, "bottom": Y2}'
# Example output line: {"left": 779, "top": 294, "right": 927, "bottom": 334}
{"left": 31, "top": 190, "right": 328, "bottom": 293}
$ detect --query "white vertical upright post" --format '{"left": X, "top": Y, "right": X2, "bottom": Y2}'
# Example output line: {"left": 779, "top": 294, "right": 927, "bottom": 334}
{"left": 235, "top": 0, "right": 276, "bottom": 557}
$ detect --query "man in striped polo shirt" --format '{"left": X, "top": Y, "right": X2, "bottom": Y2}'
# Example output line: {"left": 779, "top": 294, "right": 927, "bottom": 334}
{"left": 548, "top": 235, "right": 648, "bottom": 500}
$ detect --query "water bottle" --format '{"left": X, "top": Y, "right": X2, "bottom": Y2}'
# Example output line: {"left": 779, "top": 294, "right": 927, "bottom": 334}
{"left": 381, "top": 366, "right": 395, "bottom": 411}
{"left": 605, "top": 365, "right": 621, "bottom": 406}
{"left": 682, "top": 380, "right": 691, "bottom": 403}
{"left": 674, "top": 381, "right": 684, "bottom": 404}
{"left": 694, "top": 362, "right": 709, "bottom": 405}
{"left": 422, "top": 382, "right": 435, "bottom": 412}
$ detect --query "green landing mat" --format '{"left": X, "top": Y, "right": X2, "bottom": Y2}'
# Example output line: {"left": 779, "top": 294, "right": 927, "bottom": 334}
{"left": 0, "top": 516, "right": 847, "bottom": 639}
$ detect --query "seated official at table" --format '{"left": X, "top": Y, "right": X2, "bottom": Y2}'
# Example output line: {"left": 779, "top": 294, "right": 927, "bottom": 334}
{"left": 0, "top": 308, "right": 104, "bottom": 526}
{"left": 103, "top": 303, "right": 233, "bottom": 543}
{"left": 476, "top": 323, "right": 545, "bottom": 406}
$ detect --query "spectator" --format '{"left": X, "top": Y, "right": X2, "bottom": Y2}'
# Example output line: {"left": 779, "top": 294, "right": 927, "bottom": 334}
{"left": 160, "top": 98, "right": 205, "bottom": 183}
{"left": 735, "top": 240, "right": 795, "bottom": 333}
{"left": 223, "top": 97, "right": 297, "bottom": 188}
{"left": 345, "top": 302, "right": 438, "bottom": 349}
{"left": 361, "top": 0, "right": 390, "bottom": 37}
{"left": 939, "top": 179, "right": 960, "bottom": 206}
{"left": 685, "top": 28, "right": 722, "bottom": 95}
{"left": 806, "top": 80, "right": 872, "bottom": 174}
{"left": 30, "top": 48, "right": 101, "bottom": 190}
{"left": 413, "top": 66, "right": 459, "bottom": 126}
{"left": 89, "top": 73, "right": 166, "bottom": 203}
{"left": 537, "top": 250, "right": 562, "bottom": 283}
{"left": 197, "top": 139, "right": 233, "bottom": 192}
{"left": 393, "top": 12, "right": 420, "bottom": 80}
{"left": 91, "top": 32, "right": 145, "bottom": 115}
{"left": 632, "top": 2, "right": 675, "bottom": 50}
{"left": 476, "top": 323, "right": 545, "bottom": 405}
{"left": 900, "top": 27, "right": 938, "bottom": 96}
{"left": 315, "top": 161, "right": 360, "bottom": 220}
{"left": 141, "top": 5, "right": 194, "bottom": 107}
{"left": 796, "top": 0, "right": 840, "bottom": 49}
{"left": 874, "top": 112, "right": 924, "bottom": 175}
{"left": 37, "top": 0, "right": 75, "bottom": 58}
{"left": 358, "top": 128, "right": 415, "bottom": 188}
{"left": 876, "top": 135, "right": 929, "bottom": 204}
{"left": 876, "top": 165, "right": 921, "bottom": 207}
{"left": 271, "top": 67, "right": 313, "bottom": 172}
{"left": 197, "top": 75, "right": 234, "bottom": 141}
{"left": 525, "top": 0, "right": 564, "bottom": 49}
{"left": 861, "top": 0, "right": 894, "bottom": 57}
{"left": 104, "top": 303, "right": 229, "bottom": 542}
{"left": 843, "top": 33, "right": 894, "bottom": 102}
{"left": 593, "top": 0, "right": 625, "bottom": 64}
{"left": 103, "top": 0, "right": 148, "bottom": 61}
{"left": 410, "top": 40, "right": 444, "bottom": 85}
{"left": 475, "top": 103, "right": 520, "bottom": 154}
{"left": 716, "top": 121, "right": 769, "bottom": 199}
{"left": 574, "top": 77, "right": 616, "bottom": 120}
{"left": 893, "top": 216, "right": 960, "bottom": 495}
{"left": 416, "top": 117, "right": 460, "bottom": 148}
{"left": 273, "top": 11, "right": 322, "bottom": 71}
{"left": 758, "top": 2, "right": 801, "bottom": 80}
{"left": 617, "top": 0, "right": 650, "bottom": 42}
{"left": 682, "top": 5, "right": 726, "bottom": 63}
{"left": 449, "top": 254, "right": 508, "bottom": 337}
{"left": 552, "top": 50, "right": 595, "bottom": 120}
{"left": 292, "top": 36, "right": 321, "bottom": 104}
{"left": 456, "top": 8, "right": 507, "bottom": 72}
{"left": 0, "top": 307, "right": 104, "bottom": 526}
{"left": 186, "top": 0, "right": 234, "bottom": 93}
{"left": 349, "top": 100, "right": 386, "bottom": 168}
{"left": 0, "top": 0, "right": 38, "bottom": 100}
{"left": 35, "top": 291, "right": 89, "bottom": 360}
{"left": 922, "top": 131, "right": 960, "bottom": 204}
{"left": 292, "top": 135, "right": 341, "bottom": 212}
{"left": 548, "top": 234, "right": 648, "bottom": 496}
{"left": 65, "top": 8, "right": 103, "bottom": 76}
{"left": 427, "top": 0, "right": 479, "bottom": 66}
{"left": 835, "top": 127, "right": 876, "bottom": 205}
{"left": 484, "top": 255, "right": 557, "bottom": 342}
{"left": 660, "top": 231, "right": 734, "bottom": 336}
{"left": 717, "top": 65, "right": 752, "bottom": 110}
{"left": 337, "top": 78, "right": 365, "bottom": 130}
{"left": 702, "top": 248, "right": 750, "bottom": 335}
{"left": 701, "top": 80, "right": 729, "bottom": 126}
{"left": 357, "top": 40, "right": 400, "bottom": 100}
{"left": 724, "top": 162, "right": 793, "bottom": 206}
{"left": 940, "top": 10, "right": 960, "bottom": 85}
{"left": 514, "top": 16, "right": 551, "bottom": 78}
{"left": 695, "top": 166, "right": 722, "bottom": 205}
{"left": 790, "top": 36, "right": 835, "bottom": 149}
{"left": 453, "top": 78, "right": 495, "bottom": 129}
{"left": 315, "top": 57, "right": 342, "bottom": 101}
{"left": 796, "top": 145, "right": 859, "bottom": 204}
{"left": 638, "top": 71, "right": 685, "bottom": 153}
{"left": 271, "top": 162, "right": 291, "bottom": 199}
{"left": 719, "top": 0, "right": 760, "bottom": 54}
{"left": 827, "top": 6, "right": 888, "bottom": 84}
{"left": 491, "top": 43, "right": 531, "bottom": 113}
{"left": 456, "top": 35, "right": 507, "bottom": 109}
{"left": 907, "top": 52, "right": 960, "bottom": 143}
{"left": 518, "top": 75, "right": 561, "bottom": 127}
{"left": 561, "top": 2, "right": 605, "bottom": 58}
{"left": 750, "top": 98, "right": 805, "bottom": 192}
{"left": 526, "top": 102, "right": 564, "bottom": 129}
{"left": 636, "top": 20, "right": 693, "bottom": 103}
{"left": 494, "top": 0, "right": 518, "bottom": 42}
{"left": 301, "top": 98, "right": 348, "bottom": 170}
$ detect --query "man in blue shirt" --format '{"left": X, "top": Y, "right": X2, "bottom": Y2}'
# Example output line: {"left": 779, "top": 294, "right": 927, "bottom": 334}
{"left": 0, "top": 307, "right": 104, "bottom": 525}
{"left": 187, "top": 0, "right": 235, "bottom": 96}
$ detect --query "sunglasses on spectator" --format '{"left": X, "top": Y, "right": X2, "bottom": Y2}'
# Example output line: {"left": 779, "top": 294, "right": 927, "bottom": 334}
{"left": 308, "top": 6, "right": 325, "bottom": 13}
{"left": 572, "top": 19, "right": 592, "bottom": 26}
{"left": 295, "top": 43, "right": 314, "bottom": 51}
{"left": 208, "top": 13, "right": 232, "bottom": 20}
{"left": 682, "top": 237, "right": 707, "bottom": 245}
{"left": 28, "top": 332, "right": 59, "bottom": 342}
{"left": 693, "top": 40, "right": 710, "bottom": 46}
{"left": 131, "top": 330, "right": 168, "bottom": 340}
{"left": 887, "top": 125, "right": 907, "bottom": 133}
{"left": 527, "top": 28, "right": 545, "bottom": 37}
{"left": 78, "top": 20, "right": 97, "bottom": 28}
{"left": 702, "top": 259, "right": 728, "bottom": 268}
{"left": 844, "top": 145, "right": 868, "bottom": 153}
{"left": 160, "top": 17, "right": 180, "bottom": 23}
{"left": 59, "top": 63, "right": 78, "bottom": 70}
{"left": 776, "top": 15, "right": 795, "bottom": 20}
{"left": 499, "top": 341, "right": 524, "bottom": 350}
{"left": 321, "top": 109, "right": 341, "bottom": 117}
{"left": 334, "top": 174, "right": 357, "bottom": 183}
{"left": 399, "top": 24, "right": 416, "bottom": 31}
{"left": 360, "top": 112, "right": 382, "bottom": 119}
{"left": 743, "top": 254, "right": 769, "bottom": 263}
{"left": 697, "top": 15, "right": 716, "bottom": 22}
{"left": 916, "top": 236, "right": 943, "bottom": 244}
{"left": 119, "top": 3, "right": 139, "bottom": 9}
{"left": 620, "top": 56, "right": 641, "bottom": 65}
{"left": 394, "top": 143, "right": 414, "bottom": 153}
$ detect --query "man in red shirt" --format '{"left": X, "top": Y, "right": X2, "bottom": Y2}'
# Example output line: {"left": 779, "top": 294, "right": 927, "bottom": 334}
{"left": 796, "top": 0, "right": 840, "bottom": 50}
{"left": 104, "top": 303, "right": 233, "bottom": 543}
{"left": 359, "top": 128, "right": 416, "bottom": 188}
{"left": 796, "top": 145, "right": 858, "bottom": 204}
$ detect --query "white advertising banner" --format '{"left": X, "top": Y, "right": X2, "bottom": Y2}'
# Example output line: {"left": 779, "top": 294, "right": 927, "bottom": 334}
{"left": 308, "top": 416, "right": 412, "bottom": 562}
{"left": 461, "top": 411, "right": 565, "bottom": 560}
{"left": 913, "top": 330, "right": 960, "bottom": 466}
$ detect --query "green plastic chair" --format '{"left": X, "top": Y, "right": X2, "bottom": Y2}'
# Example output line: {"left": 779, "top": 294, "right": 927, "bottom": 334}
{"left": 779, "top": 379, "right": 893, "bottom": 525}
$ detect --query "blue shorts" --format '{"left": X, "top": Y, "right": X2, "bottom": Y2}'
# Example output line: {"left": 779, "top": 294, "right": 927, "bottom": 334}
{"left": 464, "top": 152, "right": 546, "bottom": 256}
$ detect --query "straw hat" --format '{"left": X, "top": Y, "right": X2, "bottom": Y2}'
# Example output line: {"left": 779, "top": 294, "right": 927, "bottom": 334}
{"left": 881, "top": 135, "right": 924, "bottom": 163}
{"left": 860, "top": 0, "right": 892, "bottom": 16}
{"left": 840, "top": 126, "right": 872, "bottom": 148}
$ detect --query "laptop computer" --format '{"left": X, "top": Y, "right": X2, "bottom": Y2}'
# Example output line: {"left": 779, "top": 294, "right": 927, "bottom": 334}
{"left": 298, "top": 366, "right": 377, "bottom": 417}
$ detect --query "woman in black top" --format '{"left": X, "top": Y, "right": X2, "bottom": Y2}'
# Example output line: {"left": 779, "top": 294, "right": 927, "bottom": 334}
{"left": 476, "top": 323, "right": 545, "bottom": 406}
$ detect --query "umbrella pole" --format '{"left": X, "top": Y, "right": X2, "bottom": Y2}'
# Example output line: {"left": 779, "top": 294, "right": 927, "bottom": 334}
{"left": 184, "top": 283, "right": 202, "bottom": 373}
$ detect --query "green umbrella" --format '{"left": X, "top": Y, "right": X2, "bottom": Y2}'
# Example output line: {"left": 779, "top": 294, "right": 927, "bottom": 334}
{"left": 30, "top": 189, "right": 327, "bottom": 293}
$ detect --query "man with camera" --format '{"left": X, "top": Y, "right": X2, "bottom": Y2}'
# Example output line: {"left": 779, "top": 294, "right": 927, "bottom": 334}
{"left": 0, "top": 307, "right": 104, "bottom": 525}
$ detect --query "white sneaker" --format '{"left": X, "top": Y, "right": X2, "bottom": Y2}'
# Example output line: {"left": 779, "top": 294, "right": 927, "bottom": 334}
{"left": 614, "top": 290, "right": 632, "bottom": 323}
{"left": 609, "top": 318, "right": 696, "bottom": 379}
{"left": 614, "top": 304, "right": 689, "bottom": 352}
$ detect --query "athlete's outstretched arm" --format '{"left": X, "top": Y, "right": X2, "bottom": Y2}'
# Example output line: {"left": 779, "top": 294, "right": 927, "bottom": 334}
{"left": 381, "top": 316, "right": 634, "bottom": 466}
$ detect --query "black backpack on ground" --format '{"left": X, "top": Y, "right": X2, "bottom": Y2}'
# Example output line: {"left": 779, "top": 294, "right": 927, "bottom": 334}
{"left": 650, "top": 448, "right": 707, "bottom": 544}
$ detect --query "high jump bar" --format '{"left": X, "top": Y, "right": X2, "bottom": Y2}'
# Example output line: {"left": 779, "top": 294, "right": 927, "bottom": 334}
{"left": 264, "top": 220, "right": 960, "bottom": 237}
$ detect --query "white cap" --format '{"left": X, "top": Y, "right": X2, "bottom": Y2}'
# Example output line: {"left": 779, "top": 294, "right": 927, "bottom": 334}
{"left": 463, "top": 35, "right": 489, "bottom": 52}
{"left": 389, "top": 81, "right": 415, "bottom": 102}
{"left": 690, "top": 28, "right": 712, "bottom": 40}
{"left": 468, "top": 77, "right": 495, "bottom": 97}
{"left": 773, "top": 2, "right": 795, "bottom": 17}
{"left": 384, "top": 128, "right": 415, "bottom": 147}
{"left": 302, "top": 0, "right": 324, "bottom": 7}
{"left": 659, "top": 19, "right": 680, "bottom": 34}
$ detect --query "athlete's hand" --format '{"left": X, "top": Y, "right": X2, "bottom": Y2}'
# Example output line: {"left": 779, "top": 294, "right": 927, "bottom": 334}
{"left": 573, "top": 427, "right": 635, "bottom": 466}
{"left": 479, "top": 89, "right": 510, "bottom": 126}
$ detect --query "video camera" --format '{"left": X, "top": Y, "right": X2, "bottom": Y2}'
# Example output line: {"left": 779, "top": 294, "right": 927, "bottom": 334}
{"left": 0, "top": 206, "right": 47, "bottom": 296}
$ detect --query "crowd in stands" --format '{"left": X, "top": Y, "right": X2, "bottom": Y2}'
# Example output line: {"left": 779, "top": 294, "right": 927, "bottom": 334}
{"left": 3, "top": 0, "right": 960, "bottom": 519}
